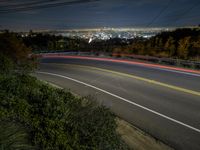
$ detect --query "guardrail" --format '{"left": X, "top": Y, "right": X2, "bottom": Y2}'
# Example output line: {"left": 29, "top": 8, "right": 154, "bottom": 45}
{"left": 38, "top": 51, "right": 200, "bottom": 70}
{"left": 110, "top": 53, "right": 200, "bottom": 70}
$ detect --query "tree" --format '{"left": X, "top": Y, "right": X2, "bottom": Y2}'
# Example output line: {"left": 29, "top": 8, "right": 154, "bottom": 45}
{"left": 177, "top": 36, "right": 191, "bottom": 59}
{"left": 0, "top": 32, "right": 37, "bottom": 74}
{"left": 189, "top": 36, "right": 200, "bottom": 59}
{"left": 0, "top": 54, "right": 14, "bottom": 74}
{"left": 164, "top": 36, "right": 176, "bottom": 57}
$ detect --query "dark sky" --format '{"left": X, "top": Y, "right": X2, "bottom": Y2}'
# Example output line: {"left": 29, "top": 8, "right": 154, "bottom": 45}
{"left": 0, "top": 0, "right": 200, "bottom": 31}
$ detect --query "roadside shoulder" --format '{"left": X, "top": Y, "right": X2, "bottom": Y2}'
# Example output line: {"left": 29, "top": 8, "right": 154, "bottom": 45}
{"left": 41, "top": 80, "right": 174, "bottom": 150}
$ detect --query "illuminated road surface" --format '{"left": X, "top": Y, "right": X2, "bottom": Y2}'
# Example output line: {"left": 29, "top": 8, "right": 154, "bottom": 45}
{"left": 35, "top": 56, "right": 200, "bottom": 150}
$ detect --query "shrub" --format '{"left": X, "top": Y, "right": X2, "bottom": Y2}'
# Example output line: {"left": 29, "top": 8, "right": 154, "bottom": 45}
{"left": 0, "top": 120, "right": 34, "bottom": 150}
{"left": 0, "top": 54, "right": 14, "bottom": 75}
{"left": 0, "top": 74, "right": 128, "bottom": 150}
{"left": 0, "top": 33, "right": 37, "bottom": 75}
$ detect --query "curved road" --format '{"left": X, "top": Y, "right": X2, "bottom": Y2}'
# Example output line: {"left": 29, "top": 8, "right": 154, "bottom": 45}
{"left": 35, "top": 55, "right": 200, "bottom": 150}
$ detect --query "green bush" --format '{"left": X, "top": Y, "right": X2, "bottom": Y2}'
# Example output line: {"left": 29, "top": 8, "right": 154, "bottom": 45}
{"left": 0, "top": 33, "right": 37, "bottom": 75}
{"left": 0, "top": 54, "right": 14, "bottom": 75}
{"left": 0, "top": 120, "right": 34, "bottom": 150}
{"left": 0, "top": 74, "right": 128, "bottom": 150}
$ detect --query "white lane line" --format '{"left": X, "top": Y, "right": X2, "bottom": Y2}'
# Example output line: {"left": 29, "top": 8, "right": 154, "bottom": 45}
{"left": 118, "top": 62, "right": 200, "bottom": 77}
{"left": 151, "top": 67, "right": 200, "bottom": 77}
{"left": 37, "top": 71, "right": 200, "bottom": 133}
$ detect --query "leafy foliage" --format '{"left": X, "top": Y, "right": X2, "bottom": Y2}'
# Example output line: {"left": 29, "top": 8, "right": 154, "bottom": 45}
{"left": 0, "top": 32, "right": 37, "bottom": 74}
{"left": 0, "top": 54, "right": 14, "bottom": 74}
{"left": 0, "top": 120, "right": 34, "bottom": 150}
{"left": 21, "top": 28, "right": 200, "bottom": 60}
{"left": 0, "top": 74, "right": 128, "bottom": 150}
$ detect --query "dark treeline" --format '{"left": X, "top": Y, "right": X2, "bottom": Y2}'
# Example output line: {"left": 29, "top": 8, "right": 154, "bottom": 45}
{"left": 126, "top": 28, "right": 200, "bottom": 60}
{"left": 21, "top": 32, "right": 134, "bottom": 53}
{"left": 3, "top": 27, "right": 199, "bottom": 60}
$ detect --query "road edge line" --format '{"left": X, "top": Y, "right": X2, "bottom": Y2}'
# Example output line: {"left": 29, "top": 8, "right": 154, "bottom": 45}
{"left": 36, "top": 71, "right": 200, "bottom": 133}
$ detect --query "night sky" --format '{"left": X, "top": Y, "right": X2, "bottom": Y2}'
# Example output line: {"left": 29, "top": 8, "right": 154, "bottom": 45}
{"left": 0, "top": 0, "right": 200, "bottom": 31}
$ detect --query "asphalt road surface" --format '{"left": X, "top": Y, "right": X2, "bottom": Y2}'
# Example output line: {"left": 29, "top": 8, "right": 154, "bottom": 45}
{"left": 35, "top": 56, "right": 200, "bottom": 150}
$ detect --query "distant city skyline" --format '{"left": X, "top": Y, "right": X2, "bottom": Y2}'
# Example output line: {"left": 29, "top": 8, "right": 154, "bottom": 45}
{"left": 0, "top": 0, "right": 200, "bottom": 31}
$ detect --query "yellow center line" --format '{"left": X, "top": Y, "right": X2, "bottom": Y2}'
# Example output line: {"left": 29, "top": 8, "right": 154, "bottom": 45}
{"left": 45, "top": 63, "right": 200, "bottom": 97}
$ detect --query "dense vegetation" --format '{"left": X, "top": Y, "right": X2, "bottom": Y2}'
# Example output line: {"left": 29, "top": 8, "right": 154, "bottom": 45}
{"left": 0, "top": 32, "right": 37, "bottom": 74}
{"left": 22, "top": 32, "right": 133, "bottom": 53}
{"left": 0, "top": 33, "right": 129, "bottom": 150}
{"left": 19, "top": 27, "right": 200, "bottom": 61}
{"left": 122, "top": 28, "right": 200, "bottom": 60}
{"left": 0, "top": 74, "right": 128, "bottom": 150}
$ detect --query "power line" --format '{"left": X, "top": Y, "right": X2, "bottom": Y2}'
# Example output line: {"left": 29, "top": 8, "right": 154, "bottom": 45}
{"left": 156, "top": 15, "right": 200, "bottom": 27}
{"left": 172, "top": 1, "right": 200, "bottom": 25}
{"left": 0, "top": 0, "right": 58, "bottom": 9}
{"left": 0, "top": 0, "right": 99, "bottom": 13}
{"left": 145, "top": 0, "right": 200, "bottom": 27}
{"left": 146, "top": 0, "right": 174, "bottom": 27}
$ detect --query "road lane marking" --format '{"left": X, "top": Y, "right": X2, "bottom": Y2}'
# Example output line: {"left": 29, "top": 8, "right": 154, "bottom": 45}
{"left": 42, "top": 55, "right": 200, "bottom": 76}
{"left": 153, "top": 67, "right": 200, "bottom": 77}
{"left": 37, "top": 71, "right": 200, "bottom": 133}
{"left": 51, "top": 63, "right": 200, "bottom": 97}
